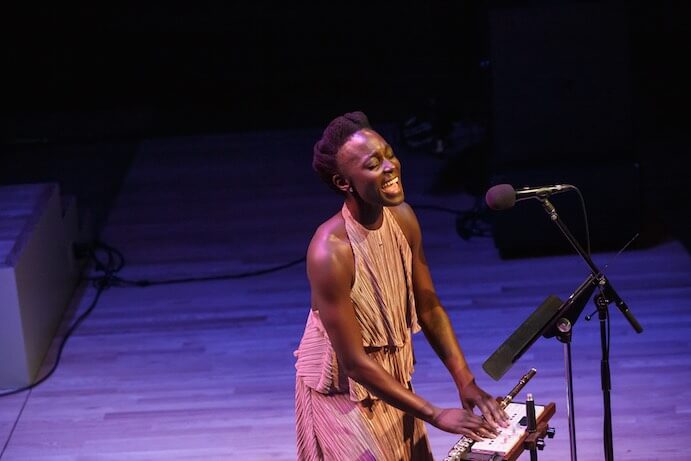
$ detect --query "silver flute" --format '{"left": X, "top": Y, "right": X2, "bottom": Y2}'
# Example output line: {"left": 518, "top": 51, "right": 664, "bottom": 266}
{"left": 443, "top": 368, "right": 537, "bottom": 461}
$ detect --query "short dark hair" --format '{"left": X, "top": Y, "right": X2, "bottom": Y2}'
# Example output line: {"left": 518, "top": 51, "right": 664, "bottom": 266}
{"left": 312, "top": 111, "right": 371, "bottom": 192}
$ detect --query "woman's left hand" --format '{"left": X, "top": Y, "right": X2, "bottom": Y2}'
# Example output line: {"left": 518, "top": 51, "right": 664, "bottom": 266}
{"left": 459, "top": 380, "right": 509, "bottom": 429}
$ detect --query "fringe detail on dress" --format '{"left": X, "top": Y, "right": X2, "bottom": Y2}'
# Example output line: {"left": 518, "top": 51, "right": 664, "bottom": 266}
{"left": 296, "top": 376, "right": 434, "bottom": 461}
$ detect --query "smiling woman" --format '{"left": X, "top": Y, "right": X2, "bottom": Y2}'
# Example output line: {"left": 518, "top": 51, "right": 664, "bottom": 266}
{"left": 336, "top": 127, "right": 404, "bottom": 214}
{"left": 294, "top": 112, "right": 508, "bottom": 460}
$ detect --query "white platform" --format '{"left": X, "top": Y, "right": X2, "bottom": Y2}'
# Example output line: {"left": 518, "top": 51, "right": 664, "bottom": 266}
{"left": 0, "top": 183, "right": 87, "bottom": 387}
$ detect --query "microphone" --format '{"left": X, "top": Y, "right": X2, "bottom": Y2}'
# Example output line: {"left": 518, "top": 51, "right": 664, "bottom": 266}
{"left": 485, "top": 183, "right": 575, "bottom": 210}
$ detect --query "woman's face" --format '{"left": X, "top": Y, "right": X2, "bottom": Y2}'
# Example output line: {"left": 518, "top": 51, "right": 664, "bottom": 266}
{"left": 335, "top": 128, "right": 404, "bottom": 207}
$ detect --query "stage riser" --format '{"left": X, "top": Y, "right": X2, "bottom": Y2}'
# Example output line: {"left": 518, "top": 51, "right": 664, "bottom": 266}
{"left": 0, "top": 184, "right": 87, "bottom": 388}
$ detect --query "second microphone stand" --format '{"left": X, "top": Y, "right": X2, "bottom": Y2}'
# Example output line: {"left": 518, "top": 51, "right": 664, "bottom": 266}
{"left": 537, "top": 197, "right": 643, "bottom": 461}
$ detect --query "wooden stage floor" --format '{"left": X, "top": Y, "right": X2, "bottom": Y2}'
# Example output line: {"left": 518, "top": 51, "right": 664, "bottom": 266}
{"left": 1, "top": 126, "right": 690, "bottom": 460}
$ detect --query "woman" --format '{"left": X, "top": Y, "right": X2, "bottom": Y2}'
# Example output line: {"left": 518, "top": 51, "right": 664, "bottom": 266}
{"left": 295, "top": 112, "right": 507, "bottom": 460}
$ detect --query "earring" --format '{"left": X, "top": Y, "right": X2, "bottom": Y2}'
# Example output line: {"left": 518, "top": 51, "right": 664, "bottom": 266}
{"left": 349, "top": 186, "right": 354, "bottom": 193}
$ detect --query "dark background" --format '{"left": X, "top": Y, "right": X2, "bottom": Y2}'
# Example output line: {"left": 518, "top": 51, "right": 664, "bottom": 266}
{"left": 4, "top": 2, "right": 489, "bottom": 135}
{"left": 3, "top": 1, "right": 689, "bottom": 254}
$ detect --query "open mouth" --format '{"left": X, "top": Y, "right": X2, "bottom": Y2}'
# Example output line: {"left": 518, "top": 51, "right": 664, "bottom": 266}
{"left": 382, "top": 176, "right": 401, "bottom": 194}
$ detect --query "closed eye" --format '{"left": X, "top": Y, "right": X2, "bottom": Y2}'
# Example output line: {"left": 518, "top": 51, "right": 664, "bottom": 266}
{"left": 364, "top": 159, "right": 378, "bottom": 170}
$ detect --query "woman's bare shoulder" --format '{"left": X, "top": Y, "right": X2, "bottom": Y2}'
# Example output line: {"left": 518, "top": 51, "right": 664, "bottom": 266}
{"left": 387, "top": 202, "right": 421, "bottom": 244}
{"left": 307, "top": 212, "right": 352, "bottom": 267}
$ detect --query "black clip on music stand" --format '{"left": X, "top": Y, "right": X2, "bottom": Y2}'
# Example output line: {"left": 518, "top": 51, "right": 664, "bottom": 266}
{"left": 483, "top": 196, "right": 643, "bottom": 461}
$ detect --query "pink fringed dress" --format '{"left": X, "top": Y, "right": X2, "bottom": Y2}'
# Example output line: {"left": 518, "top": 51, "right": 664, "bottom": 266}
{"left": 294, "top": 204, "right": 434, "bottom": 461}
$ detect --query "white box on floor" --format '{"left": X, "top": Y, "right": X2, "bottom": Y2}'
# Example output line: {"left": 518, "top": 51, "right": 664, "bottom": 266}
{"left": 0, "top": 183, "right": 87, "bottom": 388}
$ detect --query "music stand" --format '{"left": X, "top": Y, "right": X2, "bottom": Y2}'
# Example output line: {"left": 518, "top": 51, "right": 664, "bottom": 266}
{"left": 483, "top": 273, "right": 599, "bottom": 461}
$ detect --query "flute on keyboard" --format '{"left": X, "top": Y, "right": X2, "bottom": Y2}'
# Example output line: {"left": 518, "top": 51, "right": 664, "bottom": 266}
{"left": 443, "top": 368, "right": 537, "bottom": 461}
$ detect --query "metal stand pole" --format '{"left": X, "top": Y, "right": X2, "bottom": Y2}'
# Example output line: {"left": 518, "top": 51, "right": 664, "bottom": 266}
{"left": 594, "top": 294, "right": 614, "bottom": 461}
{"left": 556, "top": 318, "right": 577, "bottom": 461}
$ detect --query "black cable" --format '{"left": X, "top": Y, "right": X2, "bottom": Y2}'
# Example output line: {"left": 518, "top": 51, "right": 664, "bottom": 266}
{"left": 572, "top": 186, "right": 592, "bottom": 256}
{"left": 0, "top": 388, "right": 31, "bottom": 459}
{"left": 88, "top": 256, "right": 306, "bottom": 288}
{"left": 88, "top": 201, "right": 480, "bottom": 289}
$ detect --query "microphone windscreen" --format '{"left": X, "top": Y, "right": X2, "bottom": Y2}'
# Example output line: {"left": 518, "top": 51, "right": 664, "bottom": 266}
{"left": 485, "top": 184, "right": 516, "bottom": 210}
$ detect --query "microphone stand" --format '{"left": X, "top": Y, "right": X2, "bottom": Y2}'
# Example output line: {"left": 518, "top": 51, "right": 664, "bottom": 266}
{"left": 537, "top": 197, "right": 643, "bottom": 461}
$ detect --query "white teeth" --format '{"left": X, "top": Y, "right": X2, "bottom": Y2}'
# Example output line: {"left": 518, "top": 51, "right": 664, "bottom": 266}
{"left": 383, "top": 177, "right": 399, "bottom": 188}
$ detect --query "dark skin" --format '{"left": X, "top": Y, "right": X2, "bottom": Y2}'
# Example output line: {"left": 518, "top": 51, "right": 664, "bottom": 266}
{"left": 307, "top": 128, "right": 508, "bottom": 440}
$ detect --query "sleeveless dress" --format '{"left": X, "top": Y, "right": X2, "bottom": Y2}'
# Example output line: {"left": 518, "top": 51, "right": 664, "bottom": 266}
{"left": 294, "top": 204, "right": 434, "bottom": 461}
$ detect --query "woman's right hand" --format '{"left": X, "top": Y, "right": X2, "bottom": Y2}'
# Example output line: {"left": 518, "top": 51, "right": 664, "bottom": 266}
{"left": 430, "top": 407, "right": 499, "bottom": 441}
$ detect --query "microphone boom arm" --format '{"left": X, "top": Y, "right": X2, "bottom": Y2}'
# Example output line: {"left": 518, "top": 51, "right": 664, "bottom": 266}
{"left": 539, "top": 198, "right": 643, "bottom": 333}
